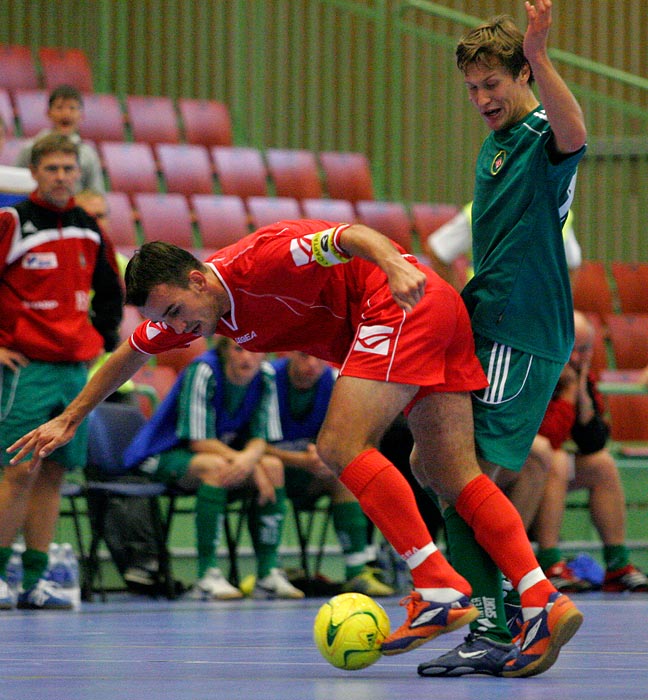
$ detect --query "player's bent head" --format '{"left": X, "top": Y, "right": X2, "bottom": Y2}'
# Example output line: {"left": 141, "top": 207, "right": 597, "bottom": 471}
{"left": 125, "top": 241, "right": 204, "bottom": 307}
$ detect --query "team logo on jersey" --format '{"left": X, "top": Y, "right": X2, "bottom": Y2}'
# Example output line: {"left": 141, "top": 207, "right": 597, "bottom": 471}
{"left": 22, "top": 252, "right": 58, "bottom": 269}
{"left": 22, "top": 220, "right": 37, "bottom": 234}
{"left": 290, "top": 234, "right": 316, "bottom": 266}
{"left": 490, "top": 149, "right": 507, "bottom": 175}
{"left": 353, "top": 324, "right": 394, "bottom": 356}
{"left": 145, "top": 323, "right": 163, "bottom": 340}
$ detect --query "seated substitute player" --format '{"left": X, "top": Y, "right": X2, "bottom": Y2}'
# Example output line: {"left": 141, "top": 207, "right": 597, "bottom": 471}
{"left": 10, "top": 219, "right": 582, "bottom": 674}
{"left": 533, "top": 310, "right": 648, "bottom": 593}
{"left": 123, "top": 337, "right": 304, "bottom": 600}
{"left": 266, "top": 351, "right": 395, "bottom": 596}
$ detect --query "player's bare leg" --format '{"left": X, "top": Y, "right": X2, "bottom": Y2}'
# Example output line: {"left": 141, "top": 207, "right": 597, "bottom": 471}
{"left": 317, "top": 377, "right": 478, "bottom": 654}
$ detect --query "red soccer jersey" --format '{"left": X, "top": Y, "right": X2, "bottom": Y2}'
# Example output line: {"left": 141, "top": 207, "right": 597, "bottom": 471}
{"left": 130, "top": 220, "right": 486, "bottom": 390}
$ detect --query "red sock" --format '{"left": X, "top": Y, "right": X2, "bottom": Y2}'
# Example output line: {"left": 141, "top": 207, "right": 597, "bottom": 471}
{"left": 455, "top": 474, "right": 553, "bottom": 606}
{"left": 340, "top": 448, "right": 470, "bottom": 593}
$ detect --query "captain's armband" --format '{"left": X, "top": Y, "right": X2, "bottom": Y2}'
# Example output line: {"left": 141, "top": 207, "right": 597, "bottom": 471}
{"left": 311, "top": 226, "right": 352, "bottom": 267}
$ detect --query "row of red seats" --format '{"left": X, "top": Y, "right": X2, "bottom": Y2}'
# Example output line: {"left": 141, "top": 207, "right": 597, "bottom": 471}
{"left": 0, "top": 44, "right": 93, "bottom": 93}
{"left": 107, "top": 191, "right": 458, "bottom": 257}
{"left": 573, "top": 260, "right": 648, "bottom": 318}
{"left": 0, "top": 87, "right": 233, "bottom": 147}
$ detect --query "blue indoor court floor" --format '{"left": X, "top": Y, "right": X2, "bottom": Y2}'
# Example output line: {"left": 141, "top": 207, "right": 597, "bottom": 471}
{"left": 1, "top": 592, "right": 646, "bottom": 700}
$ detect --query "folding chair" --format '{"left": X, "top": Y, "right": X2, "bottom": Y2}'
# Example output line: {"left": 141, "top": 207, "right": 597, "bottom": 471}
{"left": 265, "top": 148, "right": 323, "bottom": 200}
{"left": 12, "top": 89, "right": 49, "bottom": 138}
{"left": 156, "top": 143, "right": 214, "bottom": 196}
{"left": 38, "top": 47, "right": 93, "bottom": 92}
{"left": 572, "top": 260, "right": 615, "bottom": 324}
{"left": 100, "top": 141, "right": 159, "bottom": 195}
{"left": 78, "top": 92, "right": 125, "bottom": 142}
{"left": 59, "top": 481, "right": 87, "bottom": 568}
{"left": 134, "top": 192, "right": 195, "bottom": 248}
{"left": 178, "top": 97, "right": 233, "bottom": 147}
{"left": 83, "top": 402, "right": 175, "bottom": 601}
{"left": 190, "top": 194, "right": 249, "bottom": 250}
{"left": 319, "top": 151, "right": 374, "bottom": 203}
{"left": 355, "top": 200, "right": 414, "bottom": 252}
{"left": 606, "top": 313, "right": 648, "bottom": 370}
{"left": 246, "top": 196, "right": 301, "bottom": 229}
{"left": 301, "top": 198, "right": 356, "bottom": 224}
{"left": 126, "top": 95, "right": 180, "bottom": 144}
{"left": 611, "top": 262, "right": 648, "bottom": 314}
{"left": 211, "top": 146, "right": 268, "bottom": 198}
{"left": 290, "top": 496, "right": 334, "bottom": 579}
{"left": 0, "top": 44, "right": 40, "bottom": 92}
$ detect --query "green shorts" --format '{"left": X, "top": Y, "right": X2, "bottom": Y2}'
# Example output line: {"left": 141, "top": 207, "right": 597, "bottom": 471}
{"left": 471, "top": 334, "right": 564, "bottom": 472}
{"left": 141, "top": 448, "right": 195, "bottom": 488}
{"left": 0, "top": 360, "right": 89, "bottom": 471}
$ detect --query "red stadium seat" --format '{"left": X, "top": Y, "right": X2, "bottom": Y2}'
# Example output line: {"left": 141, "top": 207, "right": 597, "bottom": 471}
{"left": 39, "top": 47, "right": 93, "bottom": 92}
{"left": 606, "top": 313, "right": 648, "bottom": 370}
{"left": 104, "top": 191, "right": 138, "bottom": 247}
{"left": 178, "top": 98, "right": 233, "bottom": 147}
{"left": 0, "top": 137, "right": 29, "bottom": 166}
{"left": 100, "top": 141, "right": 158, "bottom": 195}
{"left": 301, "top": 198, "right": 356, "bottom": 224}
{"left": 156, "top": 143, "right": 214, "bottom": 196}
{"left": 134, "top": 192, "right": 194, "bottom": 248}
{"left": 0, "top": 45, "right": 40, "bottom": 92}
{"left": 190, "top": 194, "right": 249, "bottom": 250}
{"left": 126, "top": 95, "right": 180, "bottom": 144}
{"left": 265, "top": 148, "right": 323, "bottom": 200}
{"left": 132, "top": 364, "right": 178, "bottom": 418}
{"left": 605, "top": 394, "right": 648, "bottom": 442}
{"left": 572, "top": 260, "right": 615, "bottom": 324}
{"left": 319, "top": 151, "right": 374, "bottom": 203}
{"left": 211, "top": 146, "right": 268, "bottom": 198}
{"left": 611, "top": 262, "right": 648, "bottom": 314}
{"left": 79, "top": 93, "right": 125, "bottom": 142}
{"left": 410, "top": 202, "right": 461, "bottom": 242}
{"left": 247, "top": 196, "right": 301, "bottom": 229}
{"left": 0, "top": 89, "right": 16, "bottom": 136}
{"left": 13, "top": 89, "right": 49, "bottom": 138}
{"left": 355, "top": 200, "right": 414, "bottom": 253}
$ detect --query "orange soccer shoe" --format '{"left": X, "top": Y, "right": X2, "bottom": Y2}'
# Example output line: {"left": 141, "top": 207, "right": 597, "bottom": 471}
{"left": 502, "top": 592, "right": 583, "bottom": 678}
{"left": 381, "top": 591, "right": 479, "bottom": 656}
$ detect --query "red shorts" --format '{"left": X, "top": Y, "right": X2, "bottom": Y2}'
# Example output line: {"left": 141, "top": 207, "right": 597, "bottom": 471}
{"left": 338, "top": 266, "right": 487, "bottom": 409}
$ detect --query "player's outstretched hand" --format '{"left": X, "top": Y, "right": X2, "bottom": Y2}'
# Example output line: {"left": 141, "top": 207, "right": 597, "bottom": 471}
{"left": 7, "top": 414, "right": 77, "bottom": 471}
{"left": 524, "top": 0, "right": 552, "bottom": 60}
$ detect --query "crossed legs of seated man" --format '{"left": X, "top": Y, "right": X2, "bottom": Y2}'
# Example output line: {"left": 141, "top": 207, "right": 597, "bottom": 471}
{"left": 532, "top": 447, "right": 648, "bottom": 593}
{"left": 316, "top": 375, "right": 581, "bottom": 676}
{"left": 152, "top": 449, "right": 303, "bottom": 600}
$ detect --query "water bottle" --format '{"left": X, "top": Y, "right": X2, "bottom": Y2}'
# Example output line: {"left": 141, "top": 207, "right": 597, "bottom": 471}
{"left": 60, "top": 543, "right": 79, "bottom": 588}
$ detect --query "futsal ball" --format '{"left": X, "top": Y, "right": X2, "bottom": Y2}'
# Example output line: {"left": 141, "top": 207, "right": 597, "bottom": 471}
{"left": 313, "top": 592, "right": 391, "bottom": 671}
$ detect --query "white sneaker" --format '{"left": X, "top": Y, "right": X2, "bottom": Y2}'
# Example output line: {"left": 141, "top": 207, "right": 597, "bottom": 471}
{"left": 253, "top": 568, "right": 305, "bottom": 600}
{"left": 0, "top": 577, "right": 15, "bottom": 610}
{"left": 189, "top": 567, "right": 243, "bottom": 600}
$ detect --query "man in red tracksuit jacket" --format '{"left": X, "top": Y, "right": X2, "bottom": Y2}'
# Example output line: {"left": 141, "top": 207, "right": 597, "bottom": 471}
{"left": 534, "top": 310, "right": 648, "bottom": 593}
{"left": 0, "top": 133, "right": 122, "bottom": 610}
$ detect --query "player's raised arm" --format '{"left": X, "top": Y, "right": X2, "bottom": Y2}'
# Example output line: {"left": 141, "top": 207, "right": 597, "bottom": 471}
{"left": 7, "top": 341, "right": 149, "bottom": 469}
{"left": 523, "top": 0, "right": 586, "bottom": 154}
{"left": 338, "top": 224, "right": 427, "bottom": 312}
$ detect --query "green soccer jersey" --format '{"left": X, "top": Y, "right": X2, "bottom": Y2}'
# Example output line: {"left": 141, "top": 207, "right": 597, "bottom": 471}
{"left": 461, "top": 106, "right": 586, "bottom": 364}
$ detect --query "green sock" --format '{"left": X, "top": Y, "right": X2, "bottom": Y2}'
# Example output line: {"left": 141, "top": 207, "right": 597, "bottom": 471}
{"left": 332, "top": 501, "right": 368, "bottom": 579}
{"left": 250, "top": 486, "right": 287, "bottom": 579}
{"left": 195, "top": 483, "right": 227, "bottom": 578}
{"left": 0, "top": 546, "right": 11, "bottom": 578}
{"left": 442, "top": 503, "right": 512, "bottom": 644}
{"left": 537, "top": 547, "right": 563, "bottom": 572}
{"left": 603, "top": 544, "right": 629, "bottom": 571}
{"left": 21, "top": 548, "right": 49, "bottom": 590}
